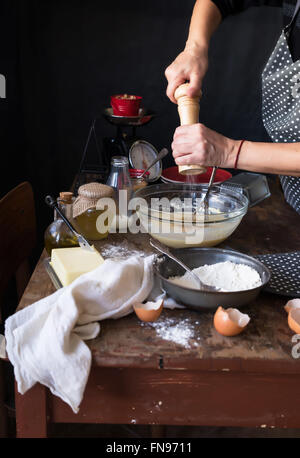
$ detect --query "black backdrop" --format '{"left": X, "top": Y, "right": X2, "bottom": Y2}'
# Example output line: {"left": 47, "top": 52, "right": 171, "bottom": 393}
{"left": 0, "top": 0, "right": 282, "bottom": 252}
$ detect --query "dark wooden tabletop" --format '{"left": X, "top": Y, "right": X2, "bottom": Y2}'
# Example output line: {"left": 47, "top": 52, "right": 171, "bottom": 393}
{"left": 18, "top": 176, "right": 300, "bottom": 375}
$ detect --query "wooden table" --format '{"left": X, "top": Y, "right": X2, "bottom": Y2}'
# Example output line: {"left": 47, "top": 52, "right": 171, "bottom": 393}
{"left": 15, "top": 177, "right": 300, "bottom": 437}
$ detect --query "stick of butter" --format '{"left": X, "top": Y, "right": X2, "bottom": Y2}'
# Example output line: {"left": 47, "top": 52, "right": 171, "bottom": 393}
{"left": 50, "top": 246, "right": 104, "bottom": 286}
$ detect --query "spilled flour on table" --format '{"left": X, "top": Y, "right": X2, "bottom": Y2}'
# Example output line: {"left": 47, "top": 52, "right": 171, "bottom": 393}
{"left": 141, "top": 317, "right": 200, "bottom": 349}
{"left": 100, "top": 240, "right": 146, "bottom": 259}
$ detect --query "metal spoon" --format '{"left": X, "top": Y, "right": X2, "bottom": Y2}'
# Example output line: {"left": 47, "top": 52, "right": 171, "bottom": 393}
{"left": 45, "top": 195, "right": 95, "bottom": 252}
{"left": 149, "top": 237, "right": 220, "bottom": 292}
{"left": 202, "top": 166, "right": 217, "bottom": 209}
{"left": 139, "top": 148, "right": 169, "bottom": 178}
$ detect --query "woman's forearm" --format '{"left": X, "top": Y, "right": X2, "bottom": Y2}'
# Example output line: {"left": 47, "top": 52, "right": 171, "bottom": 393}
{"left": 165, "top": 1, "right": 222, "bottom": 102}
{"left": 185, "top": 0, "right": 222, "bottom": 53}
{"left": 172, "top": 124, "right": 300, "bottom": 177}
{"left": 229, "top": 140, "right": 300, "bottom": 176}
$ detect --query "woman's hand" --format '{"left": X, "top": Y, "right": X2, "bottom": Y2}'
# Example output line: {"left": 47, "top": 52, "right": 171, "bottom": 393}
{"left": 172, "top": 123, "right": 238, "bottom": 168}
{"left": 165, "top": 46, "right": 208, "bottom": 104}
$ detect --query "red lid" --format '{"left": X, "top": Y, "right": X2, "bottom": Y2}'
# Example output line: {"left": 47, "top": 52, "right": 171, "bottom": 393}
{"left": 129, "top": 168, "right": 150, "bottom": 177}
{"left": 161, "top": 166, "right": 232, "bottom": 184}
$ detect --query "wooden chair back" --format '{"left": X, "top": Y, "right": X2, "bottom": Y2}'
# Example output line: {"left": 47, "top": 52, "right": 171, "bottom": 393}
{"left": 0, "top": 182, "right": 36, "bottom": 304}
{"left": 0, "top": 182, "right": 36, "bottom": 437}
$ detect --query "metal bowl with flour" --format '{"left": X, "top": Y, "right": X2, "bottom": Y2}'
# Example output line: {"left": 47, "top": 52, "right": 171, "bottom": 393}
{"left": 154, "top": 247, "right": 271, "bottom": 312}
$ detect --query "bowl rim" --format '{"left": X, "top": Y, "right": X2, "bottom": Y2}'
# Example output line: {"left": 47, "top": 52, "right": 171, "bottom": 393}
{"left": 135, "top": 183, "right": 249, "bottom": 222}
{"left": 153, "top": 247, "right": 271, "bottom": 295}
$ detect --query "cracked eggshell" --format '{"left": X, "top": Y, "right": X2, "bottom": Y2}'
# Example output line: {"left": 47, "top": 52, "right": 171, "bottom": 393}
{"left": 284, "top": 298, "right": 300, "bottom": 314}
{"left": 288, "top": 308, "right": 300, "bottom": 334}
{"left": 213, "top": 306, "right": 250, "bottom": 336}
{"left": 133, "top": 299, "right": 164, "bottom": 322}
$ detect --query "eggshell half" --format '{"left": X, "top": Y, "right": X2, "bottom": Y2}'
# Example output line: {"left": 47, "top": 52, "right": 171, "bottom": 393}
{"left": 284, "top": 298, "right": 300, "bottom": 314}
{"left": 288, "top": 308, "right": 300, "bottom": 334}
{"left": 133, "top": 299, "right": 164, "bottom": 322}
{"left": 213, "top": 306, "right": 250, "bottom": 337}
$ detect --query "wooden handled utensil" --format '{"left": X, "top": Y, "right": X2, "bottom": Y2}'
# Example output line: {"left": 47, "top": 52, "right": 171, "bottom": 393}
{"left": 174, "top": 83, "right": 206, "bottom": 176}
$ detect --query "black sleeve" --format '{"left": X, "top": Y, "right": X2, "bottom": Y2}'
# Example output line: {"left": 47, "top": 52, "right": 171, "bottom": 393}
{"left": 211, "top": 0, "right": 283, "bottom": 18}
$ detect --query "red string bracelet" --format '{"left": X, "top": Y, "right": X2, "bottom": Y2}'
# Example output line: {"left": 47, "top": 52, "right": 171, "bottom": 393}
{"left": 234, "top": 139, "right": 245, "bottom": 169}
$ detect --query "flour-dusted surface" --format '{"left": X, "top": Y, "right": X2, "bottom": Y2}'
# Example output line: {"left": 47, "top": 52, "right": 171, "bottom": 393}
{"left": 141, "top": 316, "right": 201, "bottom": 349}
{"left": 99, "top": 239, "right": 145, "bottom": 259}
{"left": 95, "top": 233, "right": 153, "bottom": 260}
{"left": 169, "top": 261, "right": 262, "bottom": 292}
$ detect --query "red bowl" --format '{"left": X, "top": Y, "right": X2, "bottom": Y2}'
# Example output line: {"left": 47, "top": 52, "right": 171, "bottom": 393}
{"left": 111, "top": 94, "right": 142, "bottom": 117}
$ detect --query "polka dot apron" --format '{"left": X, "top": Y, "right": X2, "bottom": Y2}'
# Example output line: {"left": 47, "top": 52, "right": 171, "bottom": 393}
{"left": 262, "top": 0, "right": 300, "bottom": 214}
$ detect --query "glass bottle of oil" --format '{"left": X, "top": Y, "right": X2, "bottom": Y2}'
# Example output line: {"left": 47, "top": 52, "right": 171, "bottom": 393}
{"left": 44, "top": 192, "right": 79, "bottom": 255}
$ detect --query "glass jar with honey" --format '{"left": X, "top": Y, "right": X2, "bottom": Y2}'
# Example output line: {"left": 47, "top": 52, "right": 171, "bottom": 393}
{"left": 72, "top": 182, "right": 114, "bottom": 241}
{"left": 44, "top": 192, "right": 79, "bottom": 255}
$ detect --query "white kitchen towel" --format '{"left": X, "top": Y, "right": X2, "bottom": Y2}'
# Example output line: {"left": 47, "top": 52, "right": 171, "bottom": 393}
{"left": 4, "top": 254, "right": 154, "bottom": 414}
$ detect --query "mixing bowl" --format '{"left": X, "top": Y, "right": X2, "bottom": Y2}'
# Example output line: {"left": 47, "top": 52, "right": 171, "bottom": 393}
{"left": 134, "top": 183, "right": 249, "bottom": 248}
{"left": 154, "top": 247, "right": 271, "bottom": 311}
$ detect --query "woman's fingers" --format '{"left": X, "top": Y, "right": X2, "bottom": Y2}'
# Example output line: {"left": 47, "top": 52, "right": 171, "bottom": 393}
{"left": 172, "top": 149, "right": 193, "bottom": 159}
{"left": 166, "top": 76, "right": 185, "bottom": 104}
{"left": 164, "top": 48, "right": 208, "bottom": 103}
{"left": 174, "top": 124, "right": 203, "bottom": 138}
{"left": 174, "top": 153, "right": 203, "bottom": 166}
{"left": 172, "top": 123, "right": 233, "bottom": 168}
{"left": 172, "top": 125, "right": 204, "bottom": 161}
{"left": 186, "top": 72, "right": 202, "bottom": 98}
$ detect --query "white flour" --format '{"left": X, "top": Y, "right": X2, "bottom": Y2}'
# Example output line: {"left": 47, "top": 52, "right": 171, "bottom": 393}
{"left": 169, "top": 261, "right": 262, "bottom": 292}
{"left": 142, "top": 317, "right": 200, "bottom": 349}
{"left": 100, "top": 240, "right": 145, "bottom": 259}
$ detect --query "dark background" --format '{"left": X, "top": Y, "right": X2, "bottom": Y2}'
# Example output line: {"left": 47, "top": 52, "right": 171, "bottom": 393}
{"left": 0, "top": 0, "right": 282, "bottom": 253}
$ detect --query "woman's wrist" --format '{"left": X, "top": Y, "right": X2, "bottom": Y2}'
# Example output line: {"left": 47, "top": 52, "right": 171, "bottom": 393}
{"left": 184, "top": 40, "right": 209, "bottom": 57}
{"left": 224, "top": 138, "right": 244, "bottom": 168}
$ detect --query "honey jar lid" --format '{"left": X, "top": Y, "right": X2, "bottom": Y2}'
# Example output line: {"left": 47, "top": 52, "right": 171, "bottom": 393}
{"left": 73, "top": 182, "right": 114, "bottom": 218}
{"left": 59, "top": 192, "right": 74, "bottom": 203}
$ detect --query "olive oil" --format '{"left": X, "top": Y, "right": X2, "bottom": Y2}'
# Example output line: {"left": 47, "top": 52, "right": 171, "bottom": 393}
{"left": 74, "top": 208, "right": 109, "bottom": 241}
{"left": 44, "top": 192, "right": 79, "bottom": 255}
